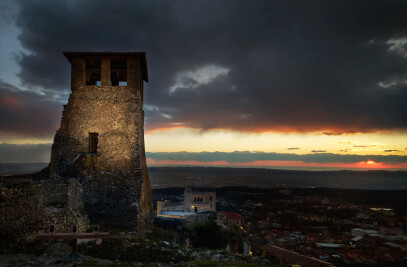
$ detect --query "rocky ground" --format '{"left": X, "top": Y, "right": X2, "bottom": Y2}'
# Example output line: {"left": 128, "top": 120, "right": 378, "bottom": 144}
{"left": 0, "top": 227, "right": 279, "bottom": 267}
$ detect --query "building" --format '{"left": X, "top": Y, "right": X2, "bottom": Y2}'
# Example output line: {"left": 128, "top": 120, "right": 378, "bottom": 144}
{"left": 184, "top": 186, "right": 216, "bottom": 213}
{"left": 218, "top": 211, "right": 244, "bottom": 227}
{"left": 49, "top": 52, "right": 153, "bottom": 229}
{"left": 157, "top": 187, "right": 216, "bottom": 222}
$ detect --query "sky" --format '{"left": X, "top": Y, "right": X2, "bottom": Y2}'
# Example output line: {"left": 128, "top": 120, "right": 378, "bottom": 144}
{"left": 0, "top": 0, "right": 407, "bottom": 170}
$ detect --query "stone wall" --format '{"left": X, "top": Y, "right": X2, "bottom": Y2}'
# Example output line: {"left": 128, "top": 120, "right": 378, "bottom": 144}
{"left": 49, "top": 84, "right": 153, "bottom": 229}
{"left": 49, "top": 53, "right": 153, "bottom": 231}
{"left": 42, "top": 178, "right": 88, "bottom": 231}
{"left": 0, "top": 177, "right": 88, "bottom": 244}
{"left": 50, "top": 85, "right": 142, "bottom": 174}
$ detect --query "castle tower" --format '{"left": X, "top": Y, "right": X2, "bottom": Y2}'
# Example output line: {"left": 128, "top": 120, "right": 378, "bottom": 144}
{"left": 50, "top": 52, "right": 153, "bottom": 229}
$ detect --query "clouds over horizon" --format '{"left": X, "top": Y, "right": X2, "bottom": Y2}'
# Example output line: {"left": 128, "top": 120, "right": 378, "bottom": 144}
{"left": 1, "top": 143, "right": 406, "bottom": 165}
{"left": 0, "top": 0, "right": 404, "bottom": 139}
{"left": 146, "top": 151, "right": 407, "bottom": 165}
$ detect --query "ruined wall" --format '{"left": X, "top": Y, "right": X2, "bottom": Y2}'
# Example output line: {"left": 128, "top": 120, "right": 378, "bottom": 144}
{"left": 0, "top": 177, "right": 88, "bottom": 244}
{"left": 50, "top": 83, "right": 153, "bottom": 228}
{"left": 42, "top": 178, "right": 88, "bottom": 231}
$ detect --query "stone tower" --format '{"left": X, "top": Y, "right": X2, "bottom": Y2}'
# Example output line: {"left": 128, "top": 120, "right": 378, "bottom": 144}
{"left": 50, "top": 52, "right": 153, "bottom": 229}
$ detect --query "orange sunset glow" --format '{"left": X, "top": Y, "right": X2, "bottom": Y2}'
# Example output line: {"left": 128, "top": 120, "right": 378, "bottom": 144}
{"left": 147, "top": 158, "right": 407, "bottom": 170}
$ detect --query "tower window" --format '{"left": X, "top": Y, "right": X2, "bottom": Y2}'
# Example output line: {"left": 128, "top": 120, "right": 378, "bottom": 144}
{"left": 89, "top": 133, "right": 98, "bottom": 153}
{"left": 111, "top": 57, "right": 127, "bottom": 86}
{"left": 86, "top": 58, "right": 101, "bottom": 86}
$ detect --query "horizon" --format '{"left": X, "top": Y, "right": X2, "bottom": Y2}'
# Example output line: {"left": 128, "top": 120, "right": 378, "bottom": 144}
{"left": 2, "top": 161, "right": 407, "bottom": 173}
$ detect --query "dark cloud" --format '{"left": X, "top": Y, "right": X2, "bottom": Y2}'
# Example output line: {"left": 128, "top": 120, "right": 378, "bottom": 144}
{"left": 0, "top": 143, "right": 51, "bottom": 163}
{"left": 311, "top": 150, "right": 327, "bottom": 153}
{"left": 320, "top": 131, "right": 344, "bottom": 136}
{"left": 146, "top": 151, "right": 407, "bottom": 164}
{"left": 0, "top": 79, "right": 62, "bottom": 138}
{"left": 384, "top": 149, "right": 399, "bottom": 152}
{"left": 7, "top": 0, "right": 407, "bottom": 134}
{"left": 287, "top": 148, "right": 299, "bottom": 150}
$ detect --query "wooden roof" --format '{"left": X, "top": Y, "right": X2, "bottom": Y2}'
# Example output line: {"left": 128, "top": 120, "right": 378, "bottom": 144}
{"left": 219, "top": 211, "right": 243, "bottom": 220}
{"left": 63, "top": 51, "right": 148, "bottom": 82}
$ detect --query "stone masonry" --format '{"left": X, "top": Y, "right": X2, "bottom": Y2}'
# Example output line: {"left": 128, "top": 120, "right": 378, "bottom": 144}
{"left": 0, "top": 176, "right": 88, "bottom": 246}
{"left": 50, "top": 52, "right": 153, "bottom": 230}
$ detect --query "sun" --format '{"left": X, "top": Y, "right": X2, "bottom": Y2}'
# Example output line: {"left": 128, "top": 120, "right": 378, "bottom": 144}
{"left": 366, "top": 160, "right": 375, "bottom": 165}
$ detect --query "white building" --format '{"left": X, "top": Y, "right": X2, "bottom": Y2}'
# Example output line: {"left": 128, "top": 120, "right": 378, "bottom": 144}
{"left": 157, "top": 187, "right": 216, "bottom": 220}
{"left": 184, "top": 186, "right": 216, "bottom": 213}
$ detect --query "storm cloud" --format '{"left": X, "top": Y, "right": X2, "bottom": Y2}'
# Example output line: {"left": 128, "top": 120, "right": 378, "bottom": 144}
{"left": 4, "top": 0, "right": 407, "bottom": 136}
{"left": 0, "top": 79, "right": 62, "bottom": 138}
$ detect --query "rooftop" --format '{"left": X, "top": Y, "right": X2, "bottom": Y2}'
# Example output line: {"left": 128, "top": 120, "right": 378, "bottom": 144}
{"left": 63, "top": 51, "right": 148, "bottom": 82}
{"left": 219, "top": 211, "right": 243, "bottom": 220}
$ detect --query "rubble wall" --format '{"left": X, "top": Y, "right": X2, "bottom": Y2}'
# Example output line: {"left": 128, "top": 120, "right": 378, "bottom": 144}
{"left": 0, "top": 177, "right": 88, "bottom": 244}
